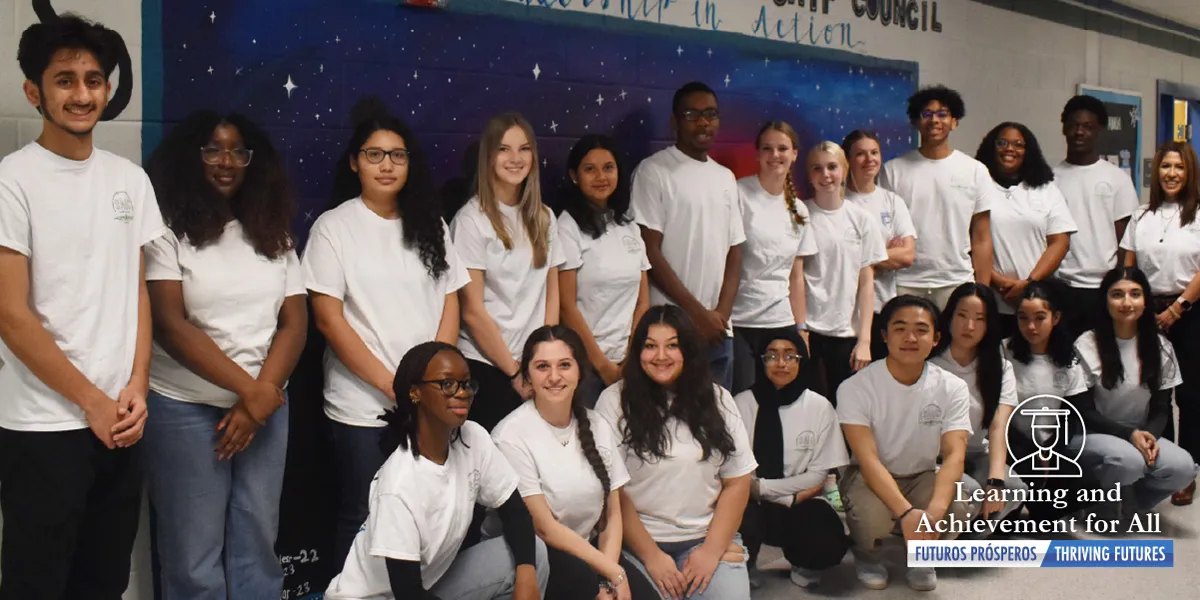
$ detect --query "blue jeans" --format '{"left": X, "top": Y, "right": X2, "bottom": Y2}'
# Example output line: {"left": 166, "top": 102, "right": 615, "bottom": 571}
{"left": 144, "top": 390, "right": 289, "bottom": 600}
{"left": 429, "top": 537, "right": 550, "bottom": 600}
{"left": 1068, "top": 434, "right": 1199, "bottom": 510}
{"left": 709, "top": 337, "right": 734, "bottom": 392}
{"left": 330, "top": 420, "right": 388, "bottom": 570}
{"left": 622, "top": 534, "right": 751, "bottom": 600}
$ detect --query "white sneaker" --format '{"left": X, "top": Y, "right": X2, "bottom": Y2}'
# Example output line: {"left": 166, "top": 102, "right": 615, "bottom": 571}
{"left": 906, "top": 566, "right": 938, "bottom": 591}
{"left": 856, "top": 562, "right": 889, "bottom": 590}
{"left": 790, "top": 566, "right": 822, "bottom": 588}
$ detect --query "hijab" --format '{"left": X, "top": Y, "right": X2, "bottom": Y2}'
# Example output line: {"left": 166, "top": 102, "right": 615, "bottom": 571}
{"left": 750, "top": 328, "right": 814, "bottom": 479}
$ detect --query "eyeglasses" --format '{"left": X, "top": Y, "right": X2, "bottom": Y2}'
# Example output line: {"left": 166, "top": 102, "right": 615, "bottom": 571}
{"left": 995, "top": 139, "right": 1026, "bottom": 151}
{"left": 359, "top": 147, "right": 410, "bottom": 165}
{"left": 920, "top": 110, "right": 950, "bottom": 121}
{"left": 680, "top": 109, "right": 720, "bottom": 122}
{"left": 200, "top": 146, "right": 253, "bottom": 167}
{"left": 762, "top": 353, "right": 802, "bottom": 365}
{"left": 419, "top": 378, "right": 479, "bottom": 397}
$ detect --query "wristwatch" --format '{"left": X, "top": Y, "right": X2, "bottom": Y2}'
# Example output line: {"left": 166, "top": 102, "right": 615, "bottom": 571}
{"left": 1176, "top": 298, "right": 1193, "bottom": 312}
{"left": 986, "top": 478, "right": 1006, "bottom": 488}
{"left": 795, "top": 323, "right": 808, "bottom": 331}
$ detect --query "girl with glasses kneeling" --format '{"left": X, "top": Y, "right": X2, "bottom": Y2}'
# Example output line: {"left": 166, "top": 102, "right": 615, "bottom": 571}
{"left": 325, "top": 342, "right": 548, "bottom": 600}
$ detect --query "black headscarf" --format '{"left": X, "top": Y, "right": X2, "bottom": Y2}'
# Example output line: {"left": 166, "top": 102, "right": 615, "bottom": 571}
{"left": 750, "top": 328, "right": 814, "bottom": 480}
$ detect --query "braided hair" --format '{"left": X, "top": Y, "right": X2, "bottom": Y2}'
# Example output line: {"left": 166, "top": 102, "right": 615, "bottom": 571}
{"left": 756, "top": 121, "right": 807, "bottom": 226}
{"left": 519, "top": 325, "right": 612, "bottom": 538}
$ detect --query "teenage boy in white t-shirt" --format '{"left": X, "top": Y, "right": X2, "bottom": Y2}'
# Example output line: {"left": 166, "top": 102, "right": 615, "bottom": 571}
{"left": 1053, "top": 95, "right": 1140, "bottom": 338}
{"left": 0, "top": 16, "right": 166, "bottom": 598}
{"left": 631, "top": 81, "right": 745, "bottom": 390}
{"left": 837, "top": 296, "right": 973, "bottom": 592}
{"left": 881, "top": 85, "right": 994, "bottom": 310}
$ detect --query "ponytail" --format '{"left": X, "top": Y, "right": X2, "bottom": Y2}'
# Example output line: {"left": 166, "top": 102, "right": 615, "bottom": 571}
{"left": 573, "top": 400, "right": 612, "bottom": 538}
{"left": 783, "top": 170, "right": 806, "bottom": 226}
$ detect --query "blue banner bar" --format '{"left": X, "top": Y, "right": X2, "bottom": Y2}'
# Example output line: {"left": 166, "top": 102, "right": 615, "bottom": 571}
{"left": 1041, "top": 540, "right": 1173, "bottom": 568}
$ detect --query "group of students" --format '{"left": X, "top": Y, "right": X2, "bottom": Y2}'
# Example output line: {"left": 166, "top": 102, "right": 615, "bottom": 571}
{"left": 2, "top": 13, "right": 1200, "bottom": 600}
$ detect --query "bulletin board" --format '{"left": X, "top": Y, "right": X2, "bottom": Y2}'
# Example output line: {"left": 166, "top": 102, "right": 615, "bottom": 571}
{"left": 1078, "top": 84, "right": 1143, "bottom": 189}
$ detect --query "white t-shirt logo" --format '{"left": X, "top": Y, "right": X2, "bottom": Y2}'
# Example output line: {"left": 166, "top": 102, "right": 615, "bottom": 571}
{"left": 1094, "top": 182, "right": 1114, "bottom": 198}
{"left": 597, "top": 446, "right": 614, "bottom": 472}
{"left": 794, "top": 430, "right": 816, "bottom": 452}
{"left": 621, "top": 235, "right": 641, "bottom": 255}
{"left": 1052, "top": 369, "right": 1071, "bottom": 393}
{"left": 919, "top": 403, "right": 944, "bottom": 427}
{"left": 467, "top": 468, "right": 482, "bottom": 495}
{"left": 112, "top": 192, "right": 133, "bottom": 223}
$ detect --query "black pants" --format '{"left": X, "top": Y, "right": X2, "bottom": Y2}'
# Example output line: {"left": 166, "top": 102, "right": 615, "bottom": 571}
{"left": 329, "top": 420, "right": 387, "bottom": 570}
{"left": 1063, "top": 285, "right": 1105, "bottom": 340}
{"left": 0, "top": 428, "right": 143, "bottom": 600}
{"left": 467, "top": 359, "right": 524, "bottom": 432}
{"left": 732, "top": 325, "right": 809, "bottom": 395}
{"left": 1158, "top": 298, "right": 1200, "bottom": 455}
{"left": 869, "top": 313, "right": 887, "bottom": 360}
{"left": 740, "top": 497, "right": 849, "bottom": 570}
{"left": 808, "top": 332, "right": 857, "bottom": 404}
{"left": 545, "top": 544, "right": 659, "bottom": 599}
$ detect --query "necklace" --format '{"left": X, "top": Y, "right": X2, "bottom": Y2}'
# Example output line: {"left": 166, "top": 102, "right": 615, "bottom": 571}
{"left": 1159, "top": 204, "right": 1182, "bottom": 243}
{"left": 546, "top": 418, "right": 575, "bottom": 447}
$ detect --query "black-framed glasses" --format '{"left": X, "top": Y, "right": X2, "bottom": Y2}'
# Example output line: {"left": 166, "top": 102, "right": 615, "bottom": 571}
{"left": 762, "top": 353, "right": 802, "bottom": 365}
{"left": 995, "top": 138, "right": 1026, "bottom": 151}
{"left": 200, "top": 146, "right": 253, "bottom": 167}
{"left": 419, "top": 378, "right": 479, "bottom": 397}
{"left": 359, "top": 147, "right": 410, "bottom": 165}
{"left": 920, "top": 109, "right": 950, "bottom": 121}
{"left": 680, "top": 108, "right": 719, "bottom": 122}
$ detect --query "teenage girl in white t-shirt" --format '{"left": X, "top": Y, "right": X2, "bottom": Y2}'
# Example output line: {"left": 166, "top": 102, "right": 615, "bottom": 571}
{"left": 493, "top": 326, "right": 658, "bottom": 599}
{"left": 929, "top": 283, "right": 1026, "bottom": 524}
{"left": 142, "top": 111, "right": 307, "bottom": 598}
{"left": 803, "top": 142, "right": 888, "bottom": 401}
{"left": 325, "top": 341, "right": 549, "bottom": 600}
{"left": 595, "top": 305, "right": 758, "bottom": 600}
{"left": 974, "top": 122, "right": 1077, "bottom": 337}
{"left": 1071, "top": 266, "right": 1197, "bottom": 516}
{"left": 843, "top": 130, "right": 917, "bottom": 360}
{"left": 303, "top": 101, "right": 471, "bottom": 566}
{"left": 731, "top": 121, "right": 818, "bottom": 395}
{"left": 557, "top": 135, "right": 650, "bottom": 407}
{"left": 1120, "top": 141, "right": 1200, "bottom": 506}
{"left": 452, "top": 113, "right": 566, "bottom": 432}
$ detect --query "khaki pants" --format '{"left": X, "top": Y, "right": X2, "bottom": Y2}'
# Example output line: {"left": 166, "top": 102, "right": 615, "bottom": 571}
{"left": 839, "top": 466, "right": 972, "bottom": 563}
{"left": 896, "top": 284, "right": 962, "bottom": 312}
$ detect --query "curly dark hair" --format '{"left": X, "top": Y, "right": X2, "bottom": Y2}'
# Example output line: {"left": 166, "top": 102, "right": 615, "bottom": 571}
{"left": 519, "top": 325, "right": 613, "bottom": 538}
{"left": 18, "top": 13, "right": 118, "bottom": 83}
{"left": 975, "top": 122, "right": 1056, "bottom": 188}
{"left": 906, "top": 85, "right": 966, "bottom": 123}
{"left": 145, "top": 111, "right": 295, "bottom": 259}
{"left": 1061, "top": 95, "right": 1108, "bottom": 124}
{"left": 1006, "top": 281, "right": 1077, "bottom": 368}
{"left": 329, "top": 97, "right": 449, "bottom": 280}
{"left": 380, "top": 341, "right": 467, "bottom": 458}
{"left": 672, "top": 81, "right": 717, "bottom": 116}
{"left": 1095, "top": 267, "right": 1164, "bottom": 391}
{"left": 560, "top": 135, "right": 633, "bottom": 239}
{"left": 618, "top": 305, "right": 736, "bottom": 463}
{"left": 933, "top": 283, "right": 1005, "bottom": 429}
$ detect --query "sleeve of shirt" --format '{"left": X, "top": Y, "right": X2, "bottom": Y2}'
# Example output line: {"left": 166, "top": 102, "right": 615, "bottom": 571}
{"left": 859, "top": 210, "right": 889, "bottom": 267}
{"left": 973, "top": 162, "right": 996, "bottom": 214}
{"left": 440, "top": 221, "right": 471, "bottom": 295}
{"left": 1072, "top": 334, "right": 1102, "bottom": 389}
{"left": 1044, "top": 185, "right": 1079, "bottom": 235}
{"left": 727, "top": 178, "right": 747, "bottom": 247}
{"left": 638, "top": 233, "right": 651, "bottom": 271}
{"left": 472, "top": 423, "right": 521, "bottom": 509}
{"left": 283, "top": 249, "right": 307, "bottom": 297}
{"left": 557, "top": 214, "right": 584, "bottom": 271}
{"left": 942, "top": 378, "right": 974, "bottom": 436}
{"left": 1113, "top": 171, "right": 1140, "bottom": 220}
{"left": 795, "top": 206, "right": 819, "bottom": 257}
{"left": 450, "top": 209, "right": 490, "bottom": 271}
{"left": 809, "top": 397, "right": 851, "bottom": 470}
{"left": 493, "top": 434, "right": 544, "bottom": 499}
{"left": 547, "top": 209, "right": 566, "bottom": 269}
{"left": 1064, "top": 361, "right": 1090, "bottom": 396}
{"left": 999, "top": 360, "right": 1019, "bottom": 407}
{"left": 143, "top": 229, "right": 183, "bottom": 282}
{"left": 835, "top": 378, "right": 871, "bottom": 427}
{"left": 136, "top": 172, "right": 168, "bottom": 247}
{"left": 891, "top": 191, "right": 919, "bottom": 239}
{"left": 300, "top": 224, "right": 347, "bottom": 300}
{"left": 593, "top": 414, "right": 631, "bottom": 490}
{"left": 0, "top": 177, "right": 30, "bottom": 256}
{"left": 367, "top": 492, "right": 423, "bottom": 562}
{"left": 1119, "top": 210, "right": 1141, "bottom": 252}
{"left": 1160, "top": 335, "right": 1183, "bottom": 390}
{"left": 630, "top": 163, "right": 666, "bottom": 233}
{"left": 717, "top": 387, "right": 758, "bottom": 479}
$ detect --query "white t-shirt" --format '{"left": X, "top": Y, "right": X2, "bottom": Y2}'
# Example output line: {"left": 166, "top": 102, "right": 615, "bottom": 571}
{"left": 836, "top": 360, "right": 973, "bottom": 476}
{"left": 0, "top": 143, "right": 166, "bottom": 431}
{"left": 1004, "top": 343, "right": 1090, "bottom": 444}
{"left": 145, "top": 222, "right": 306, "bottom": 408}
{"left": 733, "top": 389, "right": 849, "bottom": 506}
{"left": 988, "top": 181, "right": 1078, "bottom": 314}
{"left": 630, "top": 146, "right": 745, "bottom": 315}
{"left": 302, "top": 198, "right": 470, "bottom": 426}
{"left": 325, "top": 422, "right": 518, "bottom": 597}
{"left": 846, "top": 186, "right": 918, "bottom": 311}
{"left": 929, "top": 353, "right": 1019, "bottom": 454}
{"left": 594, "top": 382, "right": 757, "bottom": 542}
{"left": 803, "top": 199, "right": 888, "bottom": 338}
{"left": 492, "top": 401, "right": 631, "bottom": 538}
{"left": 1074, "top": 331, "right": 1182, "bottom": 430}
{"left": 451, "top": 197, "right": 566, "bottom": 365}
{"left": 558, "top": 212, "right": 649, "bottom": 362}
{"left": 1054, "top": 160, "right": 1140, "bottom": 288}
{"left": 880, "top": 150, "right": 995, "bottom": 288}
{"left": 731, "top": 176, "right": 818, "bottom": 328}
{"left": 1119, "top": 205, "right": 1200, "bottom": 295}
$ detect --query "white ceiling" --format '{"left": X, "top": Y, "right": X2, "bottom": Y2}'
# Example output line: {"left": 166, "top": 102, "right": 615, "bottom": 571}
{"left": 1115, "top": 0, "right": 1200, "bottom": 31}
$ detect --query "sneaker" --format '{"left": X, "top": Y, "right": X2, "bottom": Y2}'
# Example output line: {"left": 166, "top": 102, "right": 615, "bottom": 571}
{"left": 790, "top": 566, "right": 822, "bottom": 588}
{"left": 856, "top": 562, "right": 889, "bottom": 590}
{"left": 906, "top": 566, "right": 937, "bottom": 591}
{"left": 824, "top": 485, "right": 845, "bottom": 512}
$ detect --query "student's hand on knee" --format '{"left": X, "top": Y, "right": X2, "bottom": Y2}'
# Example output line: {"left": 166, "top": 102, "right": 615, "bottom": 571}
{"left": 682, "top": 543, "right": 724, "bottom": 597}
{"left": 643, "top": 549, "right": 686, "bottom": 600}
{"left": 720, "top": 542, "right": 746, "bottom": 563}
{"left": 215, "top": 402, "right": 261, "bottom": 460}
{"left": 899, "top": 508, "right": 930, "bottom": 542}
{"left": 1131, "top": 431, "right": 1158, "bottom": 465}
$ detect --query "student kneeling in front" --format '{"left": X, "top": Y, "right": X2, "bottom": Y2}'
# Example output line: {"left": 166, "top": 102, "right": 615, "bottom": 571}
{"left": 325, "top": 342, "right": 549, "bottom": 600}
{"left": 837, "top": 296, "right": 973, "bottom": 592}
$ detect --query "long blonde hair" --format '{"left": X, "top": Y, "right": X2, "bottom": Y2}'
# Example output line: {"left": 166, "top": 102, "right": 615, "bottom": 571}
{"left": 756, "top": 121, "right": 805, "bottom": 225}
{"left": 806, "top": 141, "right": 849, "bottom": 201}
{"left": 476, "top": 112, "right": 551, "bottom": 268}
